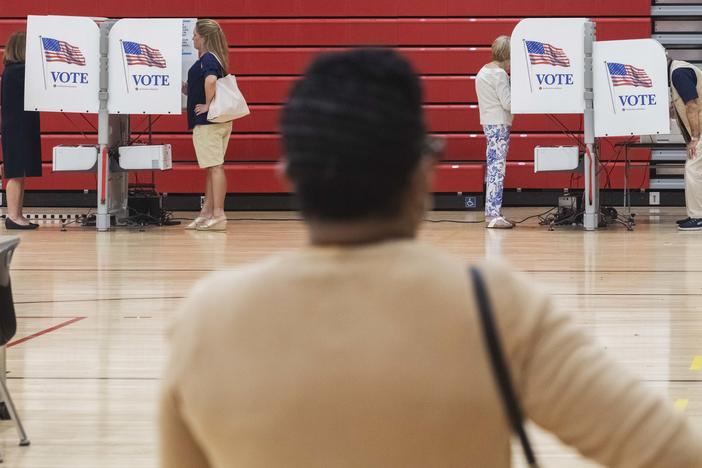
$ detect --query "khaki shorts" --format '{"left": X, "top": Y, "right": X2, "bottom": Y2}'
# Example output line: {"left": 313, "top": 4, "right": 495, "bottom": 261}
{"left": 192, "top": 121, "right": 233, "bottom": 168}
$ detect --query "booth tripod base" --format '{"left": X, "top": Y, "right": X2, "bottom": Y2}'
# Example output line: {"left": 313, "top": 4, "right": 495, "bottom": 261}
{"left": 544, "top": 206, "right": 635, "bottom": 231}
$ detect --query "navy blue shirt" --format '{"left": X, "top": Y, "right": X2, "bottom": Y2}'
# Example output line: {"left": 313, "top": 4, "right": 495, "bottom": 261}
{"left": 187, "top": 52, "right": 224, "bottom": 129}
{"left": 672, "top": 68, "right": 698, "bottom": 104}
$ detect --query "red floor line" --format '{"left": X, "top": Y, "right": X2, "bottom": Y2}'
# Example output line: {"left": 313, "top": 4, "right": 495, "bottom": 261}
{"left": 16, "top": 316, "right": 81, "bottom": 319}
{"left": 7, "top": 317, "right": 86, "bottom": 348}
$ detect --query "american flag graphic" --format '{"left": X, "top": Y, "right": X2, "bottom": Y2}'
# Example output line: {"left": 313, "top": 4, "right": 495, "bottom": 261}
{"left": 42, "top": 37, "right": 86, "bottom": 66}
{"left": 525, "top": 40, "right": 570, "bottom": 67}
{"left": 122, "top": 41, "right": 167, "bottom": 68}
{"left": 607, "top": 62, "right": 652, "bottom": 88}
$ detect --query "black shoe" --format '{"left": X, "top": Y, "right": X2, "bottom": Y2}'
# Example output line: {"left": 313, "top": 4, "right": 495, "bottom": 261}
{"left": 678, "top": 218, "right": 702, "bottom": 231}
{"left": 5, "top": 218, "right": 39, "bottom": 230}
{"left": 676, "top": 217, "right": 691, "bottom": 225}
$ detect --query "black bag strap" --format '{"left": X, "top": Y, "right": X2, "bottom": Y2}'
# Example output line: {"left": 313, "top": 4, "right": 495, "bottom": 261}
{"left": 469, "top": 266, "right": 539, "bottom": 467}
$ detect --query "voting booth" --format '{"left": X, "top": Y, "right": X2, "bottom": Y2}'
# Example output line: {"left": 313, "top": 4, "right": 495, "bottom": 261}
{"left": 25, "top": 16, "right": 184, "bottom": 231}
{"left": 511, "top": 19, "right": 669, "bottom": 231}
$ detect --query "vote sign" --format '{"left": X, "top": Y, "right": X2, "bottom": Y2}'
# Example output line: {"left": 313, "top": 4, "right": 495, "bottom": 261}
{"left": 511, "top": 19, "right": 588, "bottom": 114}
{"left": 24, "top": 16, "right": 100, "bottom": 113}
{"left": 108, "top": 19, "right": 182, "bottom": 115}
{"left": 593, "top": 40, "right": 669, "bottom": 137}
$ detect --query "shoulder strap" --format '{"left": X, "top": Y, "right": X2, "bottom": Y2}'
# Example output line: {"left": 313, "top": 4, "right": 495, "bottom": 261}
{"left": 469, "top": 266, "right": 539, "bottom": 468}
{"left": 206, "top": 52, "right": 226, "bottom": 78}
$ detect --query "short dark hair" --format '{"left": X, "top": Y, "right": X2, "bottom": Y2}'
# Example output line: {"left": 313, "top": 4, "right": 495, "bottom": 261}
{"left": 281, "top": 48, "right": 426, "bottom": 221}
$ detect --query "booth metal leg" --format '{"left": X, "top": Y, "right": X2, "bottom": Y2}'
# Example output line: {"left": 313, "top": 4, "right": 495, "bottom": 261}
{"left": 0, "top": 348, "right": 29, "bottom": 447}
{"left": 0, "top": 379, "right": 29, "bottom": 446}
{"left": 583, "top": 143, "right": 599, "bottom": 231}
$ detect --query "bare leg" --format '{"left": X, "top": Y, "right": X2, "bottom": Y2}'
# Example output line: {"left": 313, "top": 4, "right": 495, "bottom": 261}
{"left": 200, "top": 170, "right": 214, "bottom": 218}
{"left": 5, "top": 178, "right": 29, "bottom": 225}
{"left": 209, "top": 165, "right": 227, "bottom": 218}
{"left": 18, "top": 179, "right": 27, "bottom": 220}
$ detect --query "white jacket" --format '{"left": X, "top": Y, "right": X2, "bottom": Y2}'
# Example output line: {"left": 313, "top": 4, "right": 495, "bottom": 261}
{"left": 475, "top": 65, "right": 513, "bottom": 126}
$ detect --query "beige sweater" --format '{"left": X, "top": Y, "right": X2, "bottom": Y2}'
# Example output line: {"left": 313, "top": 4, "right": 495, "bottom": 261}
{"left": 160, "top": 240, "right": 702, "bottom": 468}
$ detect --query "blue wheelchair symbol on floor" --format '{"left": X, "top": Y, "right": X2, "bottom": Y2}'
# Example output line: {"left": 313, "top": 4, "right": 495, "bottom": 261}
{"left": 464, "top": 196, "right": 477, "bottom": 209}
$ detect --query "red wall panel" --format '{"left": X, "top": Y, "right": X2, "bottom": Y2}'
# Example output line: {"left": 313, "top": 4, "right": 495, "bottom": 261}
{"left": 154, "top": 164, "right": 289, "bottom": 193}
{"left": 241, "top": 76, "right": 478, "bottom": 104}
{"left": 24, "top": 160, "right": 648, "bottom": 193}
{"left": 433, "top": 164, "right": 485, "bottom": 192}
{"left": 149, "top": 162, "right": 485, "bottom": 194}
{"left": 2, "top": 47, "right": 490, "bottom": 75}
{"left": 24, "top": 164, "right": 96, "bottom": 190}
{"left": 0, "top": 18, "right": 650, "bottom": 49}
{"left": 38, "top": 106, "right": 586, "bottom": 134}
{"left": 504, "top": 162, "right": 649, "bottom": 190}
{"left": 35, "top": 133, "right": 648, "bottom": 165}
{"left": 2, "top": 1, "right": 652, "bottom": 19}
{"left": 223, "top": 18, "right": 650, "bottom": 47}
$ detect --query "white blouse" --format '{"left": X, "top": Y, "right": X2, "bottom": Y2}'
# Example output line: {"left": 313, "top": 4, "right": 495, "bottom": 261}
{"left": 475, "top": 65, "right": 513, "bottom": 126}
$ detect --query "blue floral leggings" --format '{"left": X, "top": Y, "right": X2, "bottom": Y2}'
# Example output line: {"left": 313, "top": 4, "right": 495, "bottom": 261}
{"left": 483, "top": 125, "right": 511, "bottom": 218}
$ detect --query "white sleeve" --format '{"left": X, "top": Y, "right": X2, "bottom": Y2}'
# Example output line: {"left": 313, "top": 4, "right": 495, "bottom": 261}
{"left": 495, "top": 72, "right": 511, "bottom": 112}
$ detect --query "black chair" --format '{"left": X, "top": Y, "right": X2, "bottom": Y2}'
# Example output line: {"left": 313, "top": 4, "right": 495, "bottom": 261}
{"left": 0, "top": 237, "right": 30, "bottom": 449}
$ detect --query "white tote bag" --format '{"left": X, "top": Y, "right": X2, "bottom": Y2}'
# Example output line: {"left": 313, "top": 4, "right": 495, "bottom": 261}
{"left": 206, "top": 53, "right": 250, "bottom": 123}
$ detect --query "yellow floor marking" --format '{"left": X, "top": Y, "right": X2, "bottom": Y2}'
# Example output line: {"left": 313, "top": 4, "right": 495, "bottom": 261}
{"left": 675, "top": 399, "right": 689, "bottom": 412}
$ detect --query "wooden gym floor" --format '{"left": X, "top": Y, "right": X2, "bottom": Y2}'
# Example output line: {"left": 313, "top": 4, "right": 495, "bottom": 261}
{"left": 0, "top": 207, "right": 699, "bottom": 467}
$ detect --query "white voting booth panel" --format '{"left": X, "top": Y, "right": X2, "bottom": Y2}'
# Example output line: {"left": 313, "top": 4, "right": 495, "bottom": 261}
{"left": 25, "top": 16, "right": 100, "bottom": 113}
{"left": 593, "top": 40, "right": 669, "bottom": 137}
{"left": 108, "top": 19, "right": 182, "bottom": 115}
{"left": 118, "top": 145, "right": 172, "bottom": 171}
{"left": 53, "top": 146, "right": 98, "bottom": 172}
{"left": 511, "top": 18, "right": 587, "bottom": 115}
{"left": 534, "top": 147, "right": 579, "bottom": 172}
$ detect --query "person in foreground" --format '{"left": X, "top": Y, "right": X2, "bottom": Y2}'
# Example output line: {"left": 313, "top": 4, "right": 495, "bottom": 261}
{"left": 160, "top": 48, "right": 702, "bottom": 467}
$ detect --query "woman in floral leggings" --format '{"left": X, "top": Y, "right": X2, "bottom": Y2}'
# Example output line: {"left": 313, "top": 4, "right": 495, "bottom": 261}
{"left": 475, "top": 36, "right": 513, "bottom": 228}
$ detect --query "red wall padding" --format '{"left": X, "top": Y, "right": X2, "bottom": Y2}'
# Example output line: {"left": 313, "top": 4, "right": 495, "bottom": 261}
{"left": 37, "top": 106, "right": 588, "bottom": 134}
{"left": 0, "top": 18, "right": 650, "bottom": 47}
{"left": 504, "top": 162, "right": 650, "bottom": 190}
{"left": 1, "top": 1, "right": 652, "bottom": 19}
{"left": 25, "top": 161, "right": 644, "bottom": 193}
{"left": 0, "top": 5, "right": 653, "bottom": 195}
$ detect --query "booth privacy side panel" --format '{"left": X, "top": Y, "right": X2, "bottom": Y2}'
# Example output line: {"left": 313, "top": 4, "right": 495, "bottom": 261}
{"left": 593, "top": 39, "right": 670, "bottom": 137}
{"left": 511, "top": 18, "right": 587, "bottom": 115}
{"left": 25, "top": 15, "right": 100, "bottom": 113}
{"left": 107, "top": 18, "right": 182, "bottom": 115}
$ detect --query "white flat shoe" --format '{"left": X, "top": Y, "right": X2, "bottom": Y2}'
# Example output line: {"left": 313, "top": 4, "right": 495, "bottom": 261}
{"left": 196, "top": 216, "right": 227, "bottom": 232}
{"left": 185, "top": 216, "right": 208, "bottom": 230}
{"left": 486, "top": 217, "right": 514, "bottom": 229}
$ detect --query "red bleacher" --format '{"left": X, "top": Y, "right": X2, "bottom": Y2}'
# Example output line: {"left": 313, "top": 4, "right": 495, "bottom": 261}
{"left": 0, "top": 2, "right": 652, "bottom": 195}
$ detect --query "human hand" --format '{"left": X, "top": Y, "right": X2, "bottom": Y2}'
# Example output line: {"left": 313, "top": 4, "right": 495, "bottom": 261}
{"left": 181, "top": 81, "right": 187, "bottom": 95}
{"left": 195, "top": 103, "right": 210, "bottom": 115}
{"left": 688, "top": 138, "right": 699, "bottom": 159}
